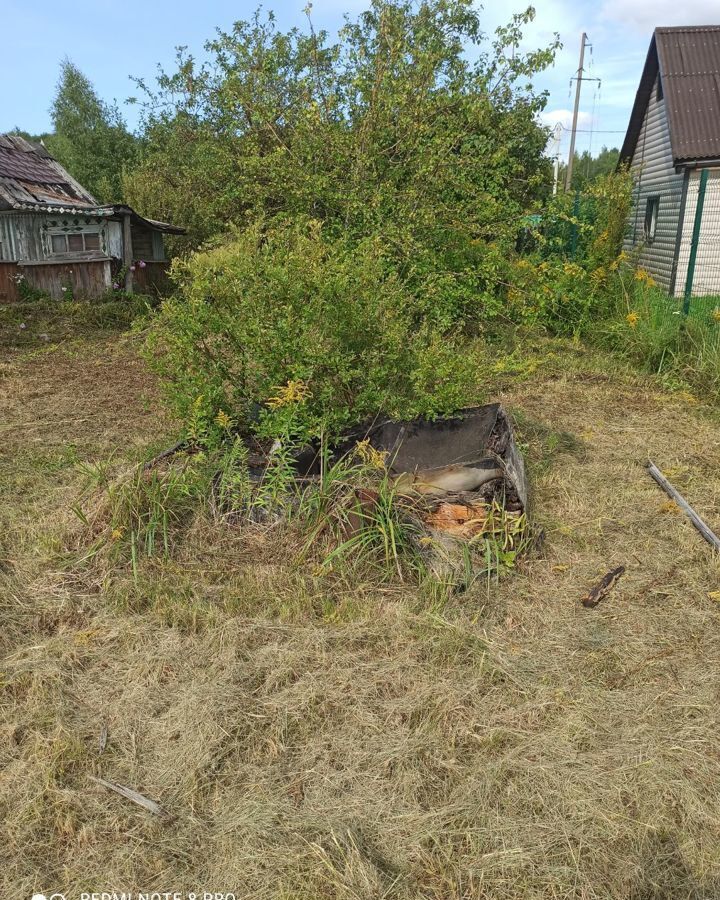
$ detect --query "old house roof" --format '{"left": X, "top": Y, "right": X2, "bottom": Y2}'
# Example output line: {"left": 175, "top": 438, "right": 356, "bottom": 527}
{"left": 620, "top": 26, "right": 720, "bottom": 167}
{"left": 0, "top": 134, "right": 98, "bottom": 209}
{"left": 0, "top": 134, "right": 184, "bottom": 233}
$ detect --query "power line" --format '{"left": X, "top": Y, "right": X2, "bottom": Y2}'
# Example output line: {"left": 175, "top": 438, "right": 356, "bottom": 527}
{"left": 569, "top": 128, "right": 626, "bottom": 134}
{"left": 551, "top": 124, "right": 626, "bottom": 134}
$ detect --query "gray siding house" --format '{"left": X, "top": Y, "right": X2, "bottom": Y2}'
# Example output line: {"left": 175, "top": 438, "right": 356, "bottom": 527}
{"left": 619, "top": 26, "right": 720, "bottom": 295}
{"left": 0, "top": 134, "right": 184, "bottom": 301}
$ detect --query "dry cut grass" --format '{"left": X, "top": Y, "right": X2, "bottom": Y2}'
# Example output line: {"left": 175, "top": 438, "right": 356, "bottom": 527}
{"left": 2, "top": 317, "right": 720, "bottom": 899}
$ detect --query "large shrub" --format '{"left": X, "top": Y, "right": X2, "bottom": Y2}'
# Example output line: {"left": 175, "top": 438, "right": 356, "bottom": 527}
{"left": 126, "top": 1, "right": 557, "bottom": 256}
{"left": 148, "top": 222, "right": 482, "bottom": 442}
{"left": 135, "top": 0, "right": 560, "bottom": 441}
{"left": 508, "top": 169, "right": 635, "bottom": 333}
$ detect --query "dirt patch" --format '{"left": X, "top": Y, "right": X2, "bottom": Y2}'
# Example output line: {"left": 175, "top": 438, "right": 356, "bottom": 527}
{"left": 3, "top": 329, "right": 720, "bottom": 899}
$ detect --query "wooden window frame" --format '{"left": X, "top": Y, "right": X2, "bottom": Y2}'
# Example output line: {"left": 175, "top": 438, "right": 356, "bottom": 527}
{"left": 47, "top": 228, "right": 102, "bottom": 256}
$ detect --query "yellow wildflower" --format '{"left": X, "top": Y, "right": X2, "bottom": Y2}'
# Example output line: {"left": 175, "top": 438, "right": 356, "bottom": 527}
{"left": 354, "top": 439, "right": 387, "bottom": 470}
{"left": 562, "top": 262, "right": 583, "bottom": 277}
{"left": 634, "top": 268, "right": 656, "bottom": 287}
{"left": 712, "top": 308, "right": 720, "bottom": 323}
{"left": 267, "top": 379, "right": 311, "bottom": 408}
{"left": 214, "top": 409, "right": 232, "bottom": 430}
{"left": 111, "top": 526, "right": 125, "bottom": 541}
{"left": 626, "top": 311, "right": 640, "bottom": 327}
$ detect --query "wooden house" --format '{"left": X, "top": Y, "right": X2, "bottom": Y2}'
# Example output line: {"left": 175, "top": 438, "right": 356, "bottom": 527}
{"left": 0, "top": 134, "right": 184, "bottom": 302}
{"left": 619, "top": 26, "right": 720, "bottom": 296}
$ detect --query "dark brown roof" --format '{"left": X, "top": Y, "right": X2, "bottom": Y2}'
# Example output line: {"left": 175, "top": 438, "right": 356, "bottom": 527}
{"left": 620, "top": 26, "right": 720, "bottom": 167}
{"left": 0, "top": 134, "right": 98, "bottom": 208}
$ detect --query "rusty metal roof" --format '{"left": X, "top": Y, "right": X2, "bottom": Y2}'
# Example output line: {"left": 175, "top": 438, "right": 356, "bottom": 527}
{"left": 0, "top": 134, "right": 98, "bottom": 208}
{"left": 620, "top": 26, "right": 720, "bottom": 167}
{"left": 0, "top": 134, "right": 185, "bottom": 233}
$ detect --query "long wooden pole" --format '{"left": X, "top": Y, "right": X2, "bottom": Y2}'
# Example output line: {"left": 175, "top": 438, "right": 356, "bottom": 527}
{"left": 122, "top": 211, "right": 134, "bottom": 294}
{"left": 565, "top": 33, "right": 587, "bottom": 193}
{"left": 647, "top": 460, "right": 720, "bottom": 551}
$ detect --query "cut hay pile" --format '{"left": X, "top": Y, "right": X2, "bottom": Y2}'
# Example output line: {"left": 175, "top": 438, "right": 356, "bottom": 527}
{"left": 3, "top": 323, "right": 720, "bottom": 899}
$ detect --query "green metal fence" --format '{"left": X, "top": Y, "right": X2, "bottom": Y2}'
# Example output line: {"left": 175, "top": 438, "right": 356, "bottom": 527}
{"left": 672, "top": 168, "right": 720, "bottom": 347}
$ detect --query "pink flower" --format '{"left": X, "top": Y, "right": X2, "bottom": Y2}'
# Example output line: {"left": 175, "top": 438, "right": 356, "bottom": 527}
{"left": 130, "top": 265, "right": 136, "bottom": 272}
{"left": 138, "top": 260, "right": 146, "bottom": 269}
{"left": 113, "top": 282, "right": 120, "bottom": 290}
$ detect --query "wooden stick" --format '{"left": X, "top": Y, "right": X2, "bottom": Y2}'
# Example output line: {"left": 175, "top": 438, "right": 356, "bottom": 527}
{"left": 143, "top": 440, "right": 188, "bottom": 471}
{"left": 647, "top": 461, "right": 720, "bottom": 552}
{"left": 581, "top": 565, "right": 625, "bottom": 608}
{"left": 89, "top": 775, "right": 169, "bottom": 818}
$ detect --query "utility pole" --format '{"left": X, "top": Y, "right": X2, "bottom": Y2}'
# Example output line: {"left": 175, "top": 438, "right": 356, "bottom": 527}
{"left": 565, "top": 32, "right": 588, "bottom": 192}
{"left": 551, "top": 123, "right": 563, "bottom": 195}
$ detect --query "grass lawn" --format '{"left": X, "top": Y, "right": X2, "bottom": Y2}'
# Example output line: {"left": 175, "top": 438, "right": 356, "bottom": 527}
{"left": 2, "top": 304, "right": 720, "bottom": 899}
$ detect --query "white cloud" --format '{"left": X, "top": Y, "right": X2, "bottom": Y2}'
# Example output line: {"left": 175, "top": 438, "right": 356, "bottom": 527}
{"left": 600, "top": 0, "right": 719, "bottom": 30}
{"left": 539, "top": 108, "right": 594, "bottom": 130}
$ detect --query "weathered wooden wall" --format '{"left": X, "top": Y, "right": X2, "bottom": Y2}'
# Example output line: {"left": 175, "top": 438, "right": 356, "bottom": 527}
{"left": 0, "top": 211, "right": 113, "bottom": 262}
{"left": 130, "top": 224, "right": 156, "bottom": 262}
{"left": 18, "top": 260, "right": 112, "bottom": 300}
{"left": 2, "top": 259, "right": 172, "bottom": 302}
{"left": 132, "top": 261, "right": 173, "bottom": 296}
{"left": 0, "top": 262, "right": 19, "bottom": 302}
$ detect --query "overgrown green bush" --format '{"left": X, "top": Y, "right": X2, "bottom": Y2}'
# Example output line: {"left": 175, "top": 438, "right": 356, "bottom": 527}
{"left": 507, "top": 169, "right": 634, "bottom": 333}
{"left": 136, "top": 0, "right": 560, "bottom": 442}
{"left": 149, "top": 222, "right": 482, "bottom": 442}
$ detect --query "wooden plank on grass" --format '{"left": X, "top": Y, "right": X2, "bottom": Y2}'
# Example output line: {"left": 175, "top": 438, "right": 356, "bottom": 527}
{"left": 89, "top": 775, "right": 169, "bottom": 818}
{"left": 647, "top": 461, "right": 720, "bottom": 552}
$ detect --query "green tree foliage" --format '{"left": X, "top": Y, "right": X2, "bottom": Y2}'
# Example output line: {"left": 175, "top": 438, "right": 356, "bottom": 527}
{"left": 127, "top": 1, "right": 557, "bottom": 253}
{"left": 46, "top": 60, "right": 137, "bottom": 204}
{"left": 509, "top": 168, "right": 634, "bottom": 332}
{"left": 558, "top": 145, "right": 620, "bottom": 191}
{"left": 152, "top": 222, "right": 483, "bottom": 441}
{"left": 138, "top": 0, "right": 560, "bottom": 442}
{"left": 8, "top": 128, "right": 53, "bottom": 144}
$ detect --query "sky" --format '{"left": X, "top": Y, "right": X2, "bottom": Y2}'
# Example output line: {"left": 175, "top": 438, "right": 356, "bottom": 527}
{"left": 2, "top": 0, "right": 719, "bottom": 164}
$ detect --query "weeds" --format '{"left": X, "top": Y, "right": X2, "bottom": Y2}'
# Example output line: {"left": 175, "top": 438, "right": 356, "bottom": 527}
{"left": 86, "top": 434, "right": 532, "bottom": 593}
{"left": 0, "top": 295, "right": 155, "bottom": 350}
{"left": 598, "top": 282, "right": 720, "bottom": 400}
{"left": 9, "top": 313, "right": 720, "bottom": 898}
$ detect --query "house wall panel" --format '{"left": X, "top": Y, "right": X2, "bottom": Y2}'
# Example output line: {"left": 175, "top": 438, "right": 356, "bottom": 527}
{"left": 107, "top": 220, "right": 123, "bottom": 258}
{"left": 675, "top": 168, "right": 720, "bottom": 296}
{"left": 130, "top": 224, "right": 156, "bottom": 262}
{"left": 0, "top": 211, "right": 114, "bottom": 261}
{"left": 0, "top": 261, "right": 19, "bottom": 302}
{"left": 18, "top": 259, "right": 112, "bottom": 300}
{"left": 624, "top": 75, "right": 685, "bottom": 290}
